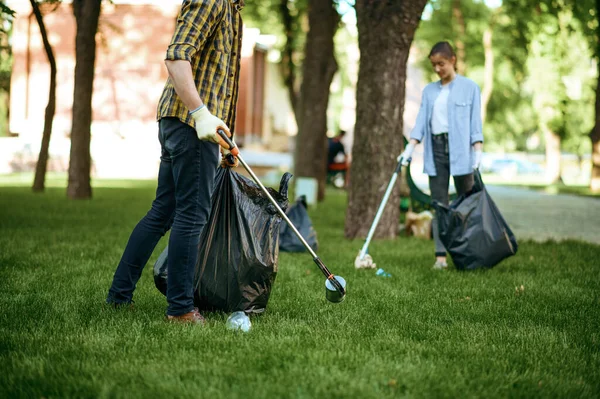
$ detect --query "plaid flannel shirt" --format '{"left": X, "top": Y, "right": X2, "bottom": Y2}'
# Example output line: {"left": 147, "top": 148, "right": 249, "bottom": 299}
{"left": 157, "top": 0, "right": 243, "bottom": 133}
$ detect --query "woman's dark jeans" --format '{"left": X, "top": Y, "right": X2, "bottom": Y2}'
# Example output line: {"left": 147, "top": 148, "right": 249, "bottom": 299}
{"left": 429, "top": 133, "right": 474, "bottom": 257}
{"left": 106, "top": 117, "right": 219, "bottom": 316}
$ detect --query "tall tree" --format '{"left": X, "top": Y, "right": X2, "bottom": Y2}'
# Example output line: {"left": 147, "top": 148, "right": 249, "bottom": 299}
{"left": 581, "top": 0, "right": 600, "bottom": 192}
{"left": 278, "top": 0, "right": 305, "bottom": 119}
{"left": 231, "top": 0, "right": 305, "bottom": 123}
{"left": 523, "top": 2, "right": 594, "bottom": 183}
{"left": 526, "top": 12, "right": 566, "bottom": 184}
{"left": 31, "top": 0, "right": 57, "bottom": 192}
{"left": 503, "top": 0, "right": 597, "bottom": 186}
{"left": 593, "top": 0, "right": 600, "bottom": 191}
{"left": 547, "top": 0, "right": 600, "bottom": 190}
{"left": 551, "top": 0, "right": 600, "bottom": 191}
{"left": 452, "top": 0, "right": 466, "bottom": 74}
{"left": 67, "top": 0, "right": 101, "bottom": 199}
{"left": 345, "top": 0, "right": 427, "bottom": 239}
{"left": 245, "top": 0, "right": 342, "bottom": 199}
{"left": 480, "top": 7, "right": 502, "bottom": 124}
{"left": 294, "top": 0, "right": 339, "bottom": 201}
{"left": 0, "top": 3, "right": 14, "bottom": 137}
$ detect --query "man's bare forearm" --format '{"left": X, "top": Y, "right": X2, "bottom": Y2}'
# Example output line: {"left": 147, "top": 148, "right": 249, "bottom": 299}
{"left": 165, "top": 60, "right": 203, "bottom": 112}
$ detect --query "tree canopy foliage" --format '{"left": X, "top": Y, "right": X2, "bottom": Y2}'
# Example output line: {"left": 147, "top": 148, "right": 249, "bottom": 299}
{"left": 415, "top": 0, "right": 596, "bottom": 158}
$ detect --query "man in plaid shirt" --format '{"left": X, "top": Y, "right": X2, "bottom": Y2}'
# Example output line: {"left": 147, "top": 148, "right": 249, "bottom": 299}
{"left": 106, "top": 0, "right": 244, "bottom": 324}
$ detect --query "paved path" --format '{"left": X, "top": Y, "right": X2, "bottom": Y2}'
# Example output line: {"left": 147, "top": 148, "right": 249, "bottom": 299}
{"left": 486, "top": 185, "right": 600, "bottom": 245}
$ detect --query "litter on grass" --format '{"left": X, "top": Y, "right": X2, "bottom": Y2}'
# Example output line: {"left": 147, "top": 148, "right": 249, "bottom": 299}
{"left": 375, "top": 268, "right": 392, "bottom": 278}
{"left": 354, "top": 252, "right": 376, "bottom": 269}
{"left": 226, "top": 311, "right": 252, "bottom": 332}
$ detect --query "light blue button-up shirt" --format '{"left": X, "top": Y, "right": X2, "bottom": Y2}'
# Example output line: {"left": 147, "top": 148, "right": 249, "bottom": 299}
{"left": 410, "top": 75, "right": 483, "bottom": 176}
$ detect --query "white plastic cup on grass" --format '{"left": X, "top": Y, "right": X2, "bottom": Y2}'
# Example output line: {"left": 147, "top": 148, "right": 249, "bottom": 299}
{"left": 226, "top": 311, "right": 251, "bottom": 332}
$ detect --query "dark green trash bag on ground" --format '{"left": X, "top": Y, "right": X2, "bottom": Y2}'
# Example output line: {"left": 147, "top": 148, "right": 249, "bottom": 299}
{"left": 432, "top": 170, "right": 517, "bottom": 270}
{"left": 154, "top": 168, "right": 292, "bottom": 313}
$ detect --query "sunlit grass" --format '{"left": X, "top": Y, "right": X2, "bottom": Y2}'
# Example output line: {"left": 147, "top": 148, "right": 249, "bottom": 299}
{"left": 0, "top": 172, "right": 156, "bottom": 189}
{"left": 0, "top": 184, "right": 599, "bottom": 398}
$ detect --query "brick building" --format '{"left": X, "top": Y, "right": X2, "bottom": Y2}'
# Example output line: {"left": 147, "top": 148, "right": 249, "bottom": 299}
{"left": 4, "top": 0, "right": 295, "bottom": 177}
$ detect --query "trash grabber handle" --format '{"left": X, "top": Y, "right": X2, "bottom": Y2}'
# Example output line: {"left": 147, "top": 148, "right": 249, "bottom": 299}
{"left": 358, "top": 158, "right": 404, "bottom": 260}
{"left": 216, "top": 129, "right": 340, "bottom": 286}
{"left": 216, "top": 128, "right": 239, "bottom": 156}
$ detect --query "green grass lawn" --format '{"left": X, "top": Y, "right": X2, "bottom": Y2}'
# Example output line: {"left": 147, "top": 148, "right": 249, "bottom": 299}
{"left": 0, "top": 183, "right": 599, "bottom": 398}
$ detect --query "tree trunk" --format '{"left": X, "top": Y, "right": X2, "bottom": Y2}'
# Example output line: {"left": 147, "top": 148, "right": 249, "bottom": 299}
{"left": 0, "top": 8, "right": 13, "bottom": 137}
{"left": 591, "top": 61, "right": 600, "bottom": 192}
{"left": 591, "top": 0, "right": 600, "bottom": 192}
{"left": 481, "top": 27, "right": 493, "bottom": 123}
{"left": 31, "top": 0, "right": 57, "bottom": 192}
{"left": 346, "top": 0, "right": 427, "bottom": 239}
{"left": 279, "top": 0, "right": 300, "bottom": 120}
{"left": 67, "top": 0, "right": 100, "bottom": 199}
{"left": 294, "top": 0, "right": 338, "bottom": 201}
{"left": 544, "top": 126, "right": 562, "bottom": 184}
{"left": 452, "top": 0, "right": 466, "bottom": 75}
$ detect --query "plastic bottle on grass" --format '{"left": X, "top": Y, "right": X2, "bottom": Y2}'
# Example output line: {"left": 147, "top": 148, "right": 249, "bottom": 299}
{"left": 375, "top": 268, "right": 392, "bottom": 278}
{"left": 226, "top": 311, "right": 251, "bottom": 332}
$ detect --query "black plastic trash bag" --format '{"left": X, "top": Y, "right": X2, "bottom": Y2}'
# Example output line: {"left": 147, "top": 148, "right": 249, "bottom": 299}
{"left": 279, "top": 195, "right": 318, "bottom": 252}
{"left": 432, "top": 171, "right": 517, "bottom": 270}
{"left": 154, "top": 168, "right": 292, "bottom": 314}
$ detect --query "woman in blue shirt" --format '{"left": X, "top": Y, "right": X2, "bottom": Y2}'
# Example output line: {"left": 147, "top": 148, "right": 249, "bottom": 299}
{"left": 398, "top": 41, "right": 484, "bottom": 270}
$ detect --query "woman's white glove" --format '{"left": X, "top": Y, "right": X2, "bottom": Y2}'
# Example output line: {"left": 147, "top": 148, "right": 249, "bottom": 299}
{"left": 472, "top": 149, "right": 483, "bottom": 170}
{"left": 397, "top": 142, "right": 416, "bottom": 166}
{"left": 190, "top": 106, "right": 230, "bottom": 143}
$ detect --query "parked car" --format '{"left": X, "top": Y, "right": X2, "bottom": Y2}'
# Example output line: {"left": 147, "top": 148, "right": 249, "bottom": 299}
{"left": 488, "top": 158, "right": 544, "bottom": 177}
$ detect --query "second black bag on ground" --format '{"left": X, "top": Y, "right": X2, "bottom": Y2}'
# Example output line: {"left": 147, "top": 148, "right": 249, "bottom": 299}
{"left": 279, "top": 195, "right": 318, "bottom": 252}
{"left": 154, "top": 168, "right": 292, "bottom": 314}
{"left": 433, "top": 171, "right": 518, "bottom": 270}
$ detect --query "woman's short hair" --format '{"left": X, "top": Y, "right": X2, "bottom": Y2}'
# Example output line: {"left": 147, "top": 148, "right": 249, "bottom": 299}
{"left": 429, "top": 41, "right": 456, "bottom": 59}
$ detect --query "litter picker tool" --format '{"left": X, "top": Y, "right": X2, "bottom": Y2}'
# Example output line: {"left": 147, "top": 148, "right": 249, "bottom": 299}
{"left": 216, "top": 129, "right": 346, "bottom": 302}
{"left": 354, "top": 156, "right": 406, "bottom": 269}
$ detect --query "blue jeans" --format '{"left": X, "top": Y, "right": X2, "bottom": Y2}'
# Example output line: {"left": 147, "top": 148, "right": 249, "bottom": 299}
{"left": 107, "top": 117, "right": 219, "bottom": 316}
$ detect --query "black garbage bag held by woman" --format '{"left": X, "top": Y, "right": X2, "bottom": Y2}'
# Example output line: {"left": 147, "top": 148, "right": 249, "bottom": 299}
{"left": 432, "top": 170, "right": 518, "bottom": 270}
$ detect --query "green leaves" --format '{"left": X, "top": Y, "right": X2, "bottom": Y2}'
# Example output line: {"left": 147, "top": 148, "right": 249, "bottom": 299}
{"left": 0, "top": 3, "right": 15, "bottom": 18}
{"left": 415, "top": 0, "right": 596, "bottom": 154}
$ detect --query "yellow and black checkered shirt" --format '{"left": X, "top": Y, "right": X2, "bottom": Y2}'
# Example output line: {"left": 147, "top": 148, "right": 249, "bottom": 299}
{"left": 157, "top": 0, "right": 243, "bottom": 132}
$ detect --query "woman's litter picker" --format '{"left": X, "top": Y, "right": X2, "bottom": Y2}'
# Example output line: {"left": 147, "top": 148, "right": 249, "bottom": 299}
{"left": 354, "top": 157, "right": 405, "bottom": 269}
{"left": 216, "top": 130, "right": 346, "bottom": 302}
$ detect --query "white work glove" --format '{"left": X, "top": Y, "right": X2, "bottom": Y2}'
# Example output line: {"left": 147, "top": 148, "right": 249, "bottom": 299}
{"left": 190, "top": 105, "right": 230, "bottom": 144}
{"left": 472, "top": 149, "right": 483, "bottom": 170}
{"left": 397, "top": 142, "right": 415, "bottom": 166}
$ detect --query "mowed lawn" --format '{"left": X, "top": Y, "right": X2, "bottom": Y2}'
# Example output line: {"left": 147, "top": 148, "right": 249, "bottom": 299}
{"left": 0, "top": 181, "right": 599, "bottom": 398}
